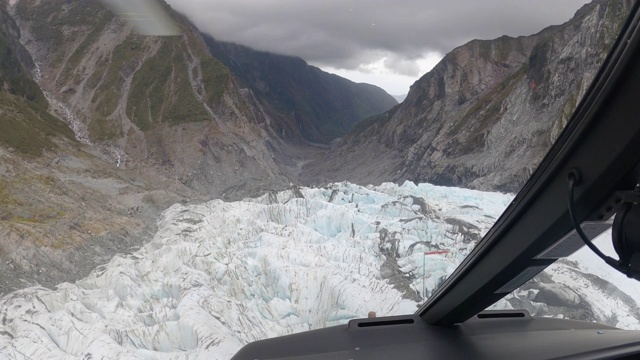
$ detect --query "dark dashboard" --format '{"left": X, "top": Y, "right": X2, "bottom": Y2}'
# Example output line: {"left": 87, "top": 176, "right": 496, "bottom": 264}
{"left": 233, "top": 311, "right": 640, "bottom": 360}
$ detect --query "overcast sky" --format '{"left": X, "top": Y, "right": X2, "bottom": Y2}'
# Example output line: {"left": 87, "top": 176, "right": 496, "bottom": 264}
{"left": 165, "top": 0, "right": 591, "bottom": 95}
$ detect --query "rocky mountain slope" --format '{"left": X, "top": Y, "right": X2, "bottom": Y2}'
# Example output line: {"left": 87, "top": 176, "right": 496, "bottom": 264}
{"left": 0, "top": 5, "right": 192, "bottom": 296}
{"left": 5, "top": 0, "right": 396, "bottom": 198}
{"left": 305, "top": 0, "right": 632, "bottom": 193}
{"left": 7, "top": 0, "right": 292, "bottom": 198}
{"left": 206, "top": 37, "right": 398, "bottom": 144}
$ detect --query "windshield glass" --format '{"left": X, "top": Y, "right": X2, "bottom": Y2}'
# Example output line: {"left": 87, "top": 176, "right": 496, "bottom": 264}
{"left": 0, "top": 0, "right": 634, "bottom": 358}
{"left": 491, "top": 231, "right": 640, "bottom": 330}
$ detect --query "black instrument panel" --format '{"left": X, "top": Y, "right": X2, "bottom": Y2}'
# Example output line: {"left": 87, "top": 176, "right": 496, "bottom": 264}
{"left": 232, "top": 312, "right": 640, "bottom": 360}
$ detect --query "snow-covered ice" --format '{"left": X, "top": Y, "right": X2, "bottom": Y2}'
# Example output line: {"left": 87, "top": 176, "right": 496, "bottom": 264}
{"left": 0, "top": 181, "right": 637, "bottom": 359}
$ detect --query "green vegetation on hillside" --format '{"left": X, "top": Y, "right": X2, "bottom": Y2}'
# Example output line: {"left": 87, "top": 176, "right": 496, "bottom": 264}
{"left": 165, "top": 43, "right": 210, "bottom": 124}
{"left": 0, "top": 29, "right": 74, "bottom": 156}
{"left": 16, "top": 0, "right": 104, "bottom": 49}
{"left": 64, "top": 10, "right": 114, "bottom": 83}
{"left": 127, "top": 39, "right": 225, "bottom": 131}
{"left": 0, "top": 92, "right": 74, "bottom": 156}
{"left": 126, "top": 41, "right": 174, "bottom": 131}
{"left": 98, "top": 38, "right": 145, "bottom": 93}
{"left": 88, "top": 37, "right": 145, "bottom": 140}
{"left": 200, "top": 56, "right": 229, "bottom": 107}
{"left": 15, "top": 0, "right": 106, "bottom": 67}
{"left": 13, "top": 0, "right": 232, "bottom": 139}
{"left": 0, "top": 33, "right": 46, "bottom": 107}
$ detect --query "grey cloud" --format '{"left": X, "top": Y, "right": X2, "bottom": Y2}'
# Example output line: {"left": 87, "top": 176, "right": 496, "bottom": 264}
{"left": 166, "top": 0, "right": 591, "bottom": 72}
{"left": 383, "top": 54, "right": 425, "bottom": 77}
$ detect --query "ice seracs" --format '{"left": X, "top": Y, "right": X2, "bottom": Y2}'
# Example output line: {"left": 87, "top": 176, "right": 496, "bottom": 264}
{"left": 0, "top": 181, "right": 636, "bottom": 359}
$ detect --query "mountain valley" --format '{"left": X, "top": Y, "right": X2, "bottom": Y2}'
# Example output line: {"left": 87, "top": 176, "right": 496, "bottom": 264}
{"left": 0, "top": 0, "right": 637, "bottom": 357}
{"left": 0, "top": 0, "right": 399, "bottom": 295}
{"left": 304, "top": 0, "right": 631, "bottom": 193}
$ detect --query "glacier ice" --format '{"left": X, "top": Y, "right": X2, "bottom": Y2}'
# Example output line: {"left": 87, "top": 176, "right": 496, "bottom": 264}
{"left": 0, "top": 181, "right": 637, "bottom": 359}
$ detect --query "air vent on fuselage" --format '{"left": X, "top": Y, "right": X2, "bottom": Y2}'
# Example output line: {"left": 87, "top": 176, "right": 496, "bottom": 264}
{"left": 357, "top": 318, "right": 415, "bottom": 328}
{"left": 347, "top": 315, "right": 418, "bottom": 329}
{"left": 476, "top": 311, "right": 528, "bottom": 319}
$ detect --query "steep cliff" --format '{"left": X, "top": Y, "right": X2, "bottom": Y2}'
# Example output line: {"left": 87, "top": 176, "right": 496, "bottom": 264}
{"left": 305, "top": 0, "right": 632, "bottom": 193}
{"left": 206, "top": 37, "right": 398, "bottom": 144}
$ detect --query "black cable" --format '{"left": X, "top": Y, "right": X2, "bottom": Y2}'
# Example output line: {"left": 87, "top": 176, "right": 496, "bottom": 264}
{"left": 567, "top": 172, "right": 621, "bottom": 269}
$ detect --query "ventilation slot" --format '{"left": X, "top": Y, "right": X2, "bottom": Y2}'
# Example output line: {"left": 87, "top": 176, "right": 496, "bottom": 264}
{"left": 477, "top": 312, "right": 526, "bottom": 319}
{"left": 357, "top": 319, "right": 415, "bottom": 328}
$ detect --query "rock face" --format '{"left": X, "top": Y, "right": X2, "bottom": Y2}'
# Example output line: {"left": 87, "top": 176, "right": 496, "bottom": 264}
{"left": 206, "top": 37, "right": 398, "bottom": 144}
{"left": 305, "top": 0, "right": 632, "bottom": 193}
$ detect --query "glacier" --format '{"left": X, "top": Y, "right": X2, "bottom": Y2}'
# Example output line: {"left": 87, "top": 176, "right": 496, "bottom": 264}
{"left": 0, "top": 181, "right": 637, "bottom": 359}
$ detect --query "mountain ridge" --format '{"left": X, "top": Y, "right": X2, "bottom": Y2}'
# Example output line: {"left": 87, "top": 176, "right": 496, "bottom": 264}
{"left": 204, "top": 36, "right": 398, "bottom": 144}
{"left": 304, "top": 0, "right": 632, "bottom": 193}
{"left": 6, "top": 0, "right": 292, "bottom": 196}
